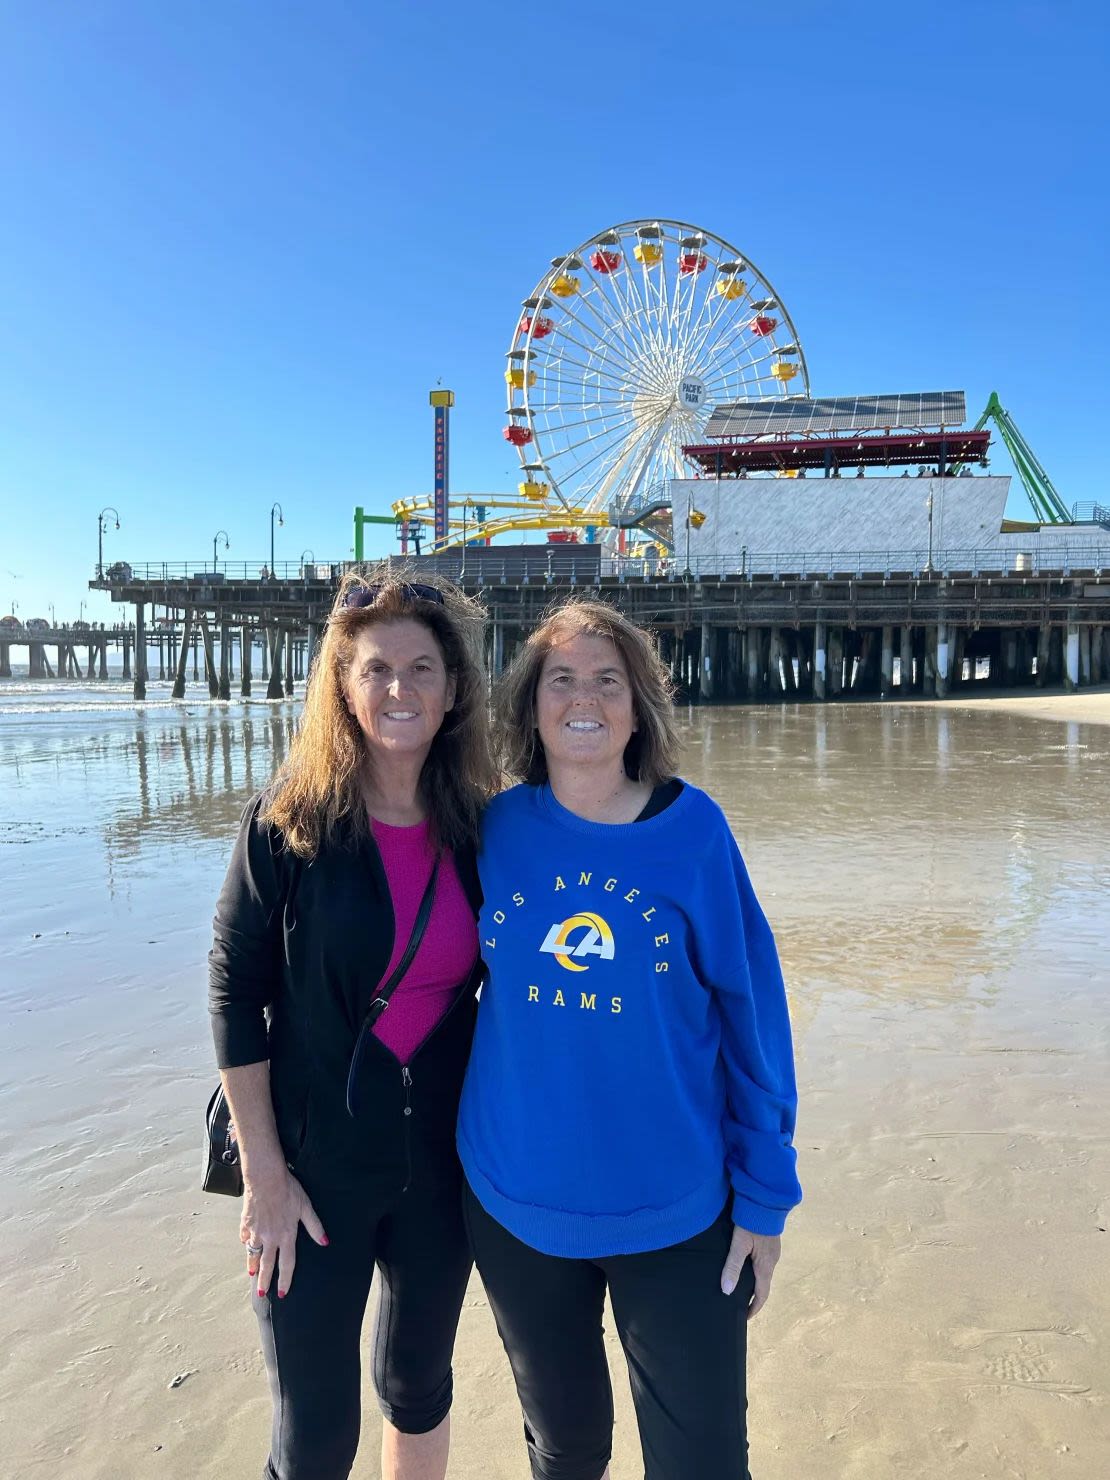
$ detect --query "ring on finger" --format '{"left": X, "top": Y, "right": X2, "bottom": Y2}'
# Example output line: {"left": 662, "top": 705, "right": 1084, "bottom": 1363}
{"left": 246, "top": 1242, "right": 263, "bottom": 1256}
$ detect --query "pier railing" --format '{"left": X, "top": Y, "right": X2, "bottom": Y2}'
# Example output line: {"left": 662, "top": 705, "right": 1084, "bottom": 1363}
{"left": 91, "top": 547, "right": 1110, "bottom": 591}
{"left": 602, "top": 545, "right": 1110, "bottom": 582}
{"left": 98, "top": 561, "right": 342, "bottom": 583}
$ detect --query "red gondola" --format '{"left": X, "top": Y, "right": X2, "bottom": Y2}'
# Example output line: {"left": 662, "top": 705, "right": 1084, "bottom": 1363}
{"left": 519, "top": 315, "right": 554, "bottom": 339}
{"left": 590, "top": 250, "right": 622, "bottom": 274}
{"left": 749, "top": 315, "right": 778, "bottom": 337}
{"left": 679, "top": 252, "right": 707, "bottom": 275}
{"left": 503, "top": 425, "right": 533, "bottom": 447}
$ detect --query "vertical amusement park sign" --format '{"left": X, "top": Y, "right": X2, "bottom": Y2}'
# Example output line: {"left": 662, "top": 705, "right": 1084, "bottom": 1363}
{"left": 429, "top": 389, "right": 454, "bottom": 545}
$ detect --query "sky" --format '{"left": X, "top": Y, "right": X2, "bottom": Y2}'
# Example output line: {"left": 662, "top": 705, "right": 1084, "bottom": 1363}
{"left": 2, "top": 1, "right": 1107, "bottom": 621}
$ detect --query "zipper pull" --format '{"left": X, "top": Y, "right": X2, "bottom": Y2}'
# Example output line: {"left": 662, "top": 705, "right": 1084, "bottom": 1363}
{"left": 401, "top": 1065, "right": 413, "bottom": 1115}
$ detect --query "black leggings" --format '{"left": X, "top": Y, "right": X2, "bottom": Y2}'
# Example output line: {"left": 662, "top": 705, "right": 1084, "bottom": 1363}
{"left": 253, "top": 1178, "right": 472, "bottom": 1480}
{"left": 463, "top": 1182, "right": 756, "bottom": 1480}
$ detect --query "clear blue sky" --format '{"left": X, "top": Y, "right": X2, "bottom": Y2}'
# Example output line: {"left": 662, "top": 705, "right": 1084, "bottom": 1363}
{"left": 2, "top": 1, "right": 1106, "bottom": 620}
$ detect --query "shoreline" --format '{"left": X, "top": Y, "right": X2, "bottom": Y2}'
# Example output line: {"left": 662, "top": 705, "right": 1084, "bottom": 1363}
{"left": 886, "top": 683, "right": 1110, "bottom": 727}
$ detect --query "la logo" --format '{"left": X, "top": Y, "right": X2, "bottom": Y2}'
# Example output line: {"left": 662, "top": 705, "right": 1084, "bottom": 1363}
{"left": 539, "top": 913, "right": 616, "bottom": 973}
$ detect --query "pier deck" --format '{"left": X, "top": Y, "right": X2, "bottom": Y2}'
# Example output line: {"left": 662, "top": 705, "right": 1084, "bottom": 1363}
{"left": 68, "top": 547, "right": 1110, "bottom": 702}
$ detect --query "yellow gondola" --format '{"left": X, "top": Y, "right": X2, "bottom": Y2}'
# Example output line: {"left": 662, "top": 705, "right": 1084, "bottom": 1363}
{"left": 505, "top": 368, "right": 537, "bottom": 390}
{"left": 715, "top": 277, "right": 748, "bottom": 301}
{"left": 550, "top": 274, "right": 580, "bottom": 298}
{"left": 633, "top": 243, "right": 663, "bottom": 266}
{"left": 771, "top": 360, "right": 799, "bottom": 382}
{"left": 519, "top": 480, "right": 549, "bottom": 500}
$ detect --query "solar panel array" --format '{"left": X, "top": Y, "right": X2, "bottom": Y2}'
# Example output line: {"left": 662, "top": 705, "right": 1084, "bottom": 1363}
{"left": 703, "top": 391, "right": 966, "bottom": 439}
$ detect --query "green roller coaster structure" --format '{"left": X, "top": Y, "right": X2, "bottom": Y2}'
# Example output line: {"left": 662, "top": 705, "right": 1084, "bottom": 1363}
{"left": 970, "top": 391, "right": 1071, "bottom": 525}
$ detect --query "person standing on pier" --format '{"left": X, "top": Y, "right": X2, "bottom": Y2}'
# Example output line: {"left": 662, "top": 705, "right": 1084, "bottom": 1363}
{"left": 208, "top": 571, "right": 494, "bottom": 1480}
{"left": 458, "top": 598, "right": 802, "bottom": 1480}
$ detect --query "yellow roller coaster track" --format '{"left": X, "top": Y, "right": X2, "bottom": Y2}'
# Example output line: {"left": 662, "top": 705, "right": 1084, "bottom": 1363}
{"left": 390, "top": 495, "right": 615, "bottom": 551}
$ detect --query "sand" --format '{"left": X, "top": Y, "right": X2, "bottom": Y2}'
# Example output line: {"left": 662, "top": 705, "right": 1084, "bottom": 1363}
{"left": 893, "top": 683, "right": 1110, "bottom": 729}
{"left": 1, "top": 699, "right": 1108, "bottom": 1478}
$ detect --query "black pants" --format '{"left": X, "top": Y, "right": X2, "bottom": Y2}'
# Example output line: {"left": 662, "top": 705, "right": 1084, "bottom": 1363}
{"left": 463, "top": 1183, "right": 756, "bottom": 1480}
{"left": 253, "top": 1178, "right": 472, "bottom": 1480}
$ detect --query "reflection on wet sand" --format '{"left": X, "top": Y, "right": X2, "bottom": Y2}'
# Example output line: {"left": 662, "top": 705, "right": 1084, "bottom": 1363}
{"left": 109, "top": 712, "right": 297, "bottom": 858}
{"left": 676, "top": 704, "right": 1109, "bottom": 1023}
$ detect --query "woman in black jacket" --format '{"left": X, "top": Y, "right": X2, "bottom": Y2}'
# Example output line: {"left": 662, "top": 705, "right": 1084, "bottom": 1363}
{"left": 208, "top": 571, "right": 495, "bottom": 1480}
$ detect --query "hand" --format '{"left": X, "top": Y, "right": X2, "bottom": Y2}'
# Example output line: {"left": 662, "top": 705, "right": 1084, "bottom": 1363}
{"left": 720, "top": 1223, "right": 781, "bottom": 1319}
{"left": 241, "top": 1165, "right": 328, "bottom": 1298}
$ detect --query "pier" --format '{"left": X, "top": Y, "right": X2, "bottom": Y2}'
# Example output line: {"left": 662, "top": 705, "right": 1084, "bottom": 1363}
{"left": 72, "top": 543, "right": 1110, "bottom": 703}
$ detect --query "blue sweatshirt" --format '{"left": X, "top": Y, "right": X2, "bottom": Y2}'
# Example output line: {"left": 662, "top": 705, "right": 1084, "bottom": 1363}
{"left": 457, "top": 782, "right": 801, "bottom": 1257}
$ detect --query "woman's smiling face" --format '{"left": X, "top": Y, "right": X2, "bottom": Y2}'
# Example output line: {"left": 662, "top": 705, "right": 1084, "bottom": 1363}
{"left": 534, "top": 632, "right": 637, "bottom": 776}
{"left": 343, "top": 618, "right": 456, "bottom": 760}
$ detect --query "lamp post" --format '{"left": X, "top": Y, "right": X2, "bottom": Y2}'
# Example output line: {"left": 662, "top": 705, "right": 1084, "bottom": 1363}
{"left": 270, "top": 503, "right": 284, "bottom": 580}
{"left": 97, "top": 506, "right": 121, "bottom": 579}
{"left": 925, "top": 491, "right": 935, "bottom": 574}
{"left": 299, "top": 548, "right": 314, "bottom": 576}
{"left": 213, "top": 529, "right": 230, "bottom": 573}
{"left": 49, "top": 603, "right": 55, "bottom": 627}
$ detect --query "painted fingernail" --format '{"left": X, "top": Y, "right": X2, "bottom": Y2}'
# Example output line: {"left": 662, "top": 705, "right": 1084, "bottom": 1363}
{"left": 320, "top": 1235, "right": 330, "bottom": 1246}
{"left": 278, "top": 1289, "right": 286, "bottom": 1299}
{"left": 257, "top": 1286, "right": 265, "bottom": 1298}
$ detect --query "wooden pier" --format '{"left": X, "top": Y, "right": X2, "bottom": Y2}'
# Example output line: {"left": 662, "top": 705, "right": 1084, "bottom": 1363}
{"left": 73, "top": 548, "right": 1110, "bottom": 703}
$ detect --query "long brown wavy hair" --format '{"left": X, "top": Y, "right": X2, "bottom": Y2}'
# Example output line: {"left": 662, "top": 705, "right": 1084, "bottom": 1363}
{"left": 496, "top": 596, "right": 680, "bottom": 786}
{"left": 262, "top": 568, "right": 495, "bottom": 857}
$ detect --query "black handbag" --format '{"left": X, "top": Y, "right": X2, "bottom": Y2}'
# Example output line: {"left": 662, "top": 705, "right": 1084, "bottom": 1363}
{"left": 202, "top": 1083, "right": 243, "bottom": 1196}
{"left": 202, "top": 855, "right": 441, "bottom": 1195}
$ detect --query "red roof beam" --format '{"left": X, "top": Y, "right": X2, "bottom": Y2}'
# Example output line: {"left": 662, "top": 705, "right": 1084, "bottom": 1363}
{"left": 681, "top": 429, "right": 991, "bottom": 475}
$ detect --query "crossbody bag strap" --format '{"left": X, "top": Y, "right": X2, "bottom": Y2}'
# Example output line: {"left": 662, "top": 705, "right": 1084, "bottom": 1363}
{"left": 345, "top": 854, "right": 441, "bottom": 1117}
{"left": 368, "top": 852, "right": 441, "bottom": 1016}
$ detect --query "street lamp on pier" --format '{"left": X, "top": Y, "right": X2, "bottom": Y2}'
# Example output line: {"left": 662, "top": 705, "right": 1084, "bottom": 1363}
{"left": 300, "top": 548, "right": 315, "bottom": 575}
{"left": 98, "top": 507, "right": 121, "bottom": 579}
{"left": 924, "top": 491, "right": 935, "bottom": 574}
{"left": 270, "top": 503, "right": 284, "bottom": 580}
{"left": 213, "top": 529, "right": 230, "bottom": 573}
{"left": 49, "top": 603, "right": 55, "bottom": 627}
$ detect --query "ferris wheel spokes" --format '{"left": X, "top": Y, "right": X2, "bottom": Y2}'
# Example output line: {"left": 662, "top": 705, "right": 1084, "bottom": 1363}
{"left": 506, "top": 220, "right": 810, "bottom": 521}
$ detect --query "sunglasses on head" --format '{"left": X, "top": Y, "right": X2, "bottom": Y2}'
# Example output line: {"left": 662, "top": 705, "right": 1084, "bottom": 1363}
{"left": 341, "top": 582, "right": 445, "bottom": 610}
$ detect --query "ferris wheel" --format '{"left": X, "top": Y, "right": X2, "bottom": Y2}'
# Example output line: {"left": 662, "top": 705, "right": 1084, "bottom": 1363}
{"left": 504, "top": 220, "right": 810, "bottom": 520}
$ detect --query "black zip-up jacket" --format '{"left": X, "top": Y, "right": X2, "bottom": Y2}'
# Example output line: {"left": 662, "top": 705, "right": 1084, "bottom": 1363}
{"left": 208, "top": 796, "right": 482, "bottom": 1195}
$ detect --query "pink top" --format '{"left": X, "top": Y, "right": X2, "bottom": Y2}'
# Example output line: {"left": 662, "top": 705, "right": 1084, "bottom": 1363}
{"left": 369, "top": 818, "right": 479, "bottom": 1065}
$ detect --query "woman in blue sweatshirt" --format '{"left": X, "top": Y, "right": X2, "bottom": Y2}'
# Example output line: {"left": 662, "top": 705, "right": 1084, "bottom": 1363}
{"left": 458, "top": 598, "right": 802, "bottom": 1480}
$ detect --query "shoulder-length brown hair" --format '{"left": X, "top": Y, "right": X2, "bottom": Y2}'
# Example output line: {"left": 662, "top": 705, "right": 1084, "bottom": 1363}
{"left": 497, "top": 596, "right": 679, "bottom": 786}
{"left": 262, "top": 568, "right": 495, "bottom": 857}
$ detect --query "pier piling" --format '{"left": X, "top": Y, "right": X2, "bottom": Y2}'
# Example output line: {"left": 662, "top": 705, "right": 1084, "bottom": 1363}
{"left": 266, "top": 630, "right": 284, "bottom": 700}
{"left": 172, "top": 610, "right": 193, "bottom": 699}
{"left": 218, "top": 620, "right": 231, "bottom": 700}
{"left": 134, "top": 603, "right": 146, "bottom": 699}
{"left": 240, "top": 625, "right": 252, "bottom": 697}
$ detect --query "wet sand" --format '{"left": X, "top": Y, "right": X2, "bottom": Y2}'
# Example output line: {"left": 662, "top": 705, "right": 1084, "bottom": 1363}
{"left": 1, "top": 694, "right": 1107, "bottom": 1477}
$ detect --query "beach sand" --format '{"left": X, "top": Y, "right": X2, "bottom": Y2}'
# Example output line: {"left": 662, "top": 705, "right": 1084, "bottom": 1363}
{"left": 893, "top": 683, "right": 1110, "bottom": 729}
{"left": 1, "top": 697, "right": 1107, "bottom": 1478}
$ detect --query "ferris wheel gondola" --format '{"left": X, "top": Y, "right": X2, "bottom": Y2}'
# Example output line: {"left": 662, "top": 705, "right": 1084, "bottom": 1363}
{"left": 504, "top": 220, "right": 810, "bottom": 522}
